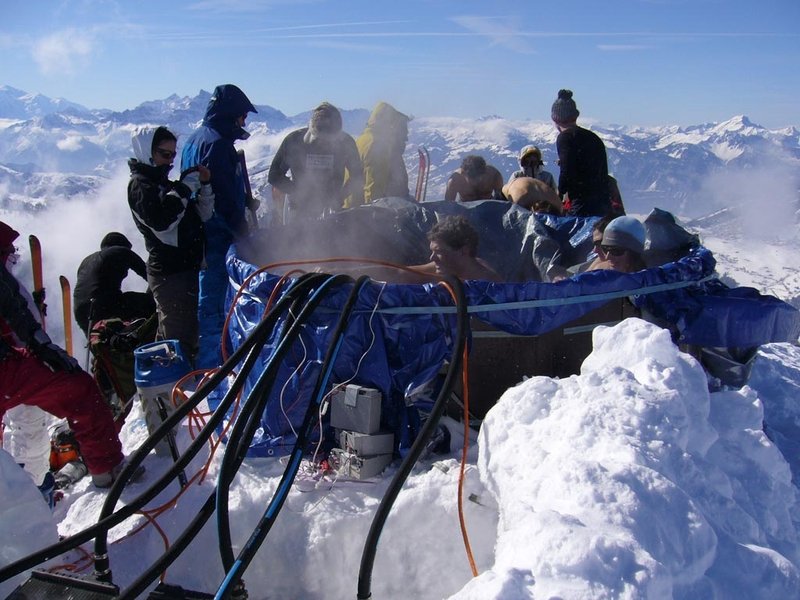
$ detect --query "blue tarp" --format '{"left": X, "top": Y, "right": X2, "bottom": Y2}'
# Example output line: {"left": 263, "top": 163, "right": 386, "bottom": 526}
{"left": 223, "top": 200, "right": 800, "bottom": 455}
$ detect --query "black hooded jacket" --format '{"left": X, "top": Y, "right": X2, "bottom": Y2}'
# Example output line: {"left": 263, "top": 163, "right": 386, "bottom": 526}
{"left": 128, "top": 159, "right": 204, "bottom": 276}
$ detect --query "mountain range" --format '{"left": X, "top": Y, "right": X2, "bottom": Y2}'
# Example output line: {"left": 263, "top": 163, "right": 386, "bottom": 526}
{"left": 0, "top": 84, "right": 798, "bottom": 308}
{"left": 1, "top": 84, "right": 798, "bottom": 218}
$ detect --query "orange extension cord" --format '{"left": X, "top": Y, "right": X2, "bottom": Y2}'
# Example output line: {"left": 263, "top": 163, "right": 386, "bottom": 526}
{"left": 50, "top": 257, "right": 479, "bottom": 580}
{"left": 223, "top": 258, "right": 480, "bottom": 577}
{"left": 48, "top": 366, "right": 244, "bottom": 581}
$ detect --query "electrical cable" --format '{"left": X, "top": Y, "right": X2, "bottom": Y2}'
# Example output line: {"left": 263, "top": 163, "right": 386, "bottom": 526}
{"left": 93, "top": 275, "right": 327, "bottom": 582}
{"left": 215, "top": 276, "right": 369, "bottom": 600}
{"left": 356, "top": 276, "right": 469, "bottom": 600}
{"left": 215, "top": 274, "right": 344, "bottom": 577}
{"left": 0, "top": 275, "right": 321, "bottom": 585}
{"left": 118, "top": 273, "right": 333, "bottom": 599}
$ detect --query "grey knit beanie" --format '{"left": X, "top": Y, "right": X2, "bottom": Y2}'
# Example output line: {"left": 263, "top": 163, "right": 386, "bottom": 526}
{"left": 551, "top": 89, "right": 580, "bottom": 124}
{"left": 601, "top": 216, "right": 646, "bottom": 254}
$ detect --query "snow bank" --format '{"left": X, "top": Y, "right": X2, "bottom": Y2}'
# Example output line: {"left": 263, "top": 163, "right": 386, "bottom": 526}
{"left": 468, "top": 318, "right": 800, "bottom": 599}
{"left": 4, "top": 318, "right": 800, "bottom": 599}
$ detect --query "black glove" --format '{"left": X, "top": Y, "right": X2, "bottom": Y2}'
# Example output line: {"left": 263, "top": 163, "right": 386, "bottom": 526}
{"left": 170, "top": 181, "right": 193, "bottom": 199}
{"left": 34, "top": 342, "right": 80, "bottom": 373}
{"left": 109, "top": 331, "right": 139, "bottom": 352}
{"left": 32, "top": 289, "right": 47, "bottom": 316}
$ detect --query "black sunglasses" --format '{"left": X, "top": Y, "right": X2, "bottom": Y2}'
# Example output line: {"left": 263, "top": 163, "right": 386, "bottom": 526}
{"left": 155, "top": 148, "right": 177, "bottom": 160}
{"left": 601, "top": 245, "right": 628, "bottom": 257}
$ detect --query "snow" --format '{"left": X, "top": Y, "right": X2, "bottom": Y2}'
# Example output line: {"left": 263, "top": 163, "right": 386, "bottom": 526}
{"left": 2, "top": 318, "right": 799, "bottom": 599}
{"left": 0, "top": 87, "right": 798, "bottom": 598}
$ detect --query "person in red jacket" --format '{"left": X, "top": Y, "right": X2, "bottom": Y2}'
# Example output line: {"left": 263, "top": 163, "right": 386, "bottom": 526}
{"left": 0, "top": 221, "right": 127, "bottom": 488}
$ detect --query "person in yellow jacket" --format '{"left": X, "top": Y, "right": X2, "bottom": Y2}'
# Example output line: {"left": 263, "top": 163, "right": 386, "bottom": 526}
{"left": 345, "top": 102, "right": 410, "bottom": 207}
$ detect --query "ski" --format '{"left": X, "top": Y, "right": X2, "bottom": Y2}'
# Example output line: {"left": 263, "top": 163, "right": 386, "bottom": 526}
{"left": 414, "top": 147, "right": 431, "bottom": 202}
{"left": 28, "top": 234, "right": 46, "bottom": 330}
{"left": 237, "top": 148, "right": 258, "bottom": 229}
{"left": 59, "top": 275, "right": 73, "bottom": 356}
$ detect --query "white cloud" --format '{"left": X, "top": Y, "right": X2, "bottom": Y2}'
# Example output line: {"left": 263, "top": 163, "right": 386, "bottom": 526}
{"left": 32, "top": 29, "right": 94, "bottom": 76}
{"left": 56, "top": 136, "right": 85, "bottom": 152}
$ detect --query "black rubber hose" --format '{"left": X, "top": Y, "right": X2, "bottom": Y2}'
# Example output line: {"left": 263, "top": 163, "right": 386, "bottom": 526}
{"left": 118, "top": 459, "right": 216, "bottom": 599}
{"left": 356, "top": 276, "right": 469, "bottom": 600}
{"left": 92, "top": 274, "right": 328, "bottom": 581}
{"left": 0, "top": 274, "right": 320, "bottom": 584}
{"left": 215, "top": 274, "right": 345, "bottom": 573}
{"left": 216, "top": 276, "right": 368, "bottom": 599}
{"left": 125, "top": 274, "right": 342, "bottom": 599}
{"left": 120, "top": 273, "right": 333, "bottom": 600}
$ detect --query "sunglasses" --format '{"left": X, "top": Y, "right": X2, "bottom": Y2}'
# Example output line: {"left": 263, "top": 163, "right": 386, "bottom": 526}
{"left": 154, "top": 148, "right": 177, "bottom": 160}
{"left": 601, "top": 245, "right": 628, "bottom": 257}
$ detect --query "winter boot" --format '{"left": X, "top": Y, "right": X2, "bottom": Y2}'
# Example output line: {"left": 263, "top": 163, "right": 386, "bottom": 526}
{"left": 54, "top": 460, "right": 89, "bottom": 490}
{"left": 92, "top": 459, "right": 146, "bottom": 488}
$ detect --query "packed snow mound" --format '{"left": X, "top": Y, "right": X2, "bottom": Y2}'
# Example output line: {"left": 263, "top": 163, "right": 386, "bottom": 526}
{"left": 4, "top": 319, "right": 800, "bottom": 599}
{"left": 0, "top": 449, "right": 59, "bottom": 599}
{"left": 469, "top": 318, "right": 800, "bottom": 599}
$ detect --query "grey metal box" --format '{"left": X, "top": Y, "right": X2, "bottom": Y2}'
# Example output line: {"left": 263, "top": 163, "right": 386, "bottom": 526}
{"left": 330, "top": 385, "right": 381, "bottom": 434}
{"left": 330, "top": 448, "right": 392, "bottom": 480}
{"left": 338, "top": 429, "right": 394, "bottom": 456}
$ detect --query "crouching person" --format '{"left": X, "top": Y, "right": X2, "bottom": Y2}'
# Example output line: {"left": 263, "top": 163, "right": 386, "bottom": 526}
{"left": 0, "top": 225, "right": 130, "bottom": 489}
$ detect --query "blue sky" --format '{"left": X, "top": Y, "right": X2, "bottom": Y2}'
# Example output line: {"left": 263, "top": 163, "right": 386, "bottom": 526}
{"left": 1, "top": 0, "right": 798, "bottom": 128}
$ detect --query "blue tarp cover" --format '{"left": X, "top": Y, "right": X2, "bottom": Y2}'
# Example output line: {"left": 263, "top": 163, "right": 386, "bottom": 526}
{"left": 223, "top": 201, "right": 800, "bottom": 455}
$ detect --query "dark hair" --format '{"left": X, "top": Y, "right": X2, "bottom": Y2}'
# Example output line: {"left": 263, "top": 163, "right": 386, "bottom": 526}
{"left": 100, "top": 232, "right": 132, "bottom": 250}
{"left": 428, "top": 216, "right": 479, "bottom": 257}
{"left": 461, "top": 155, "right": 487, "bottom": 180}
{"left": 151, "top": 126, "right": 177, "bottom": 155}
{"left": 592, "top": 214, "right": 616, "bottom": 235}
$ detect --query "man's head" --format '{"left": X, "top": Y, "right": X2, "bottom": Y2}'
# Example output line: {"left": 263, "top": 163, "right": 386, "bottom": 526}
{"left": 100, "top": 232, "right": 133, "bottom": 250}
{"left": 591, "top": 214, "right": 616, "bottom": 251}
{"left": 306, "top": 102, "right": 343, "bottom": 143}
{"left": 0, "top": 221, "right": 20, "bottom": 267}
{"left": 428, "top": 216, "right": 479, "bottom": 275}
{"left": 551, "top": 89, "right": 580, "bottom": 128}
{"left": 461, "top": 155, "right": 487, "bottom": 181}
{"left": 599, "top": 216, "right": 646, "bottom": 272}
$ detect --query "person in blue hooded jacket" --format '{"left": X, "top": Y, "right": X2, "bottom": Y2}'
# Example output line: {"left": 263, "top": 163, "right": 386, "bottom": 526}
{"left": 180, "top": 84, "right": 257, "bottom": 369}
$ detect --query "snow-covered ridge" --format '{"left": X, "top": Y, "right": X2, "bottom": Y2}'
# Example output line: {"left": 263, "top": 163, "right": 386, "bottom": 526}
{"left": 0, "top": 86, "right": 798, "bottom": 219}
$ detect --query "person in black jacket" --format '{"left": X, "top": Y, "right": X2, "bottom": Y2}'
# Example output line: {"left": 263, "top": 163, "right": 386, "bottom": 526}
{"left": 551, "top": 89, "right": 612, "bottom": 217}
{"left": 128, "top": 126, "right": 214, "bottom": 363}
{"left": 73, "top": 232, "right": 155, "bottom": 335}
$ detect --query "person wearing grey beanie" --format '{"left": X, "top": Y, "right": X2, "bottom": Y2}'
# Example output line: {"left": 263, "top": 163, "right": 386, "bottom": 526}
{"left": 587, "top": 215, "right": 647, "bottom": 273}
{"left": 551, "top": 89, "right": 612, "bottom": 217}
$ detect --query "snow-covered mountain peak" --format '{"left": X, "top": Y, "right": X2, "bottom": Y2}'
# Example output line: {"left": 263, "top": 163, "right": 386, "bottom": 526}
{"left": 712, "top": 114, "right": 760, "bottom": 133}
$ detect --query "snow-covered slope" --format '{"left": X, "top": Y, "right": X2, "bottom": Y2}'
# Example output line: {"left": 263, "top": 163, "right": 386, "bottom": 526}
{"left": 0, "top": 86, "right": 799, "bottom": 600}
{"left": 3, "top": 320, "right": 799, "bottom": 599}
